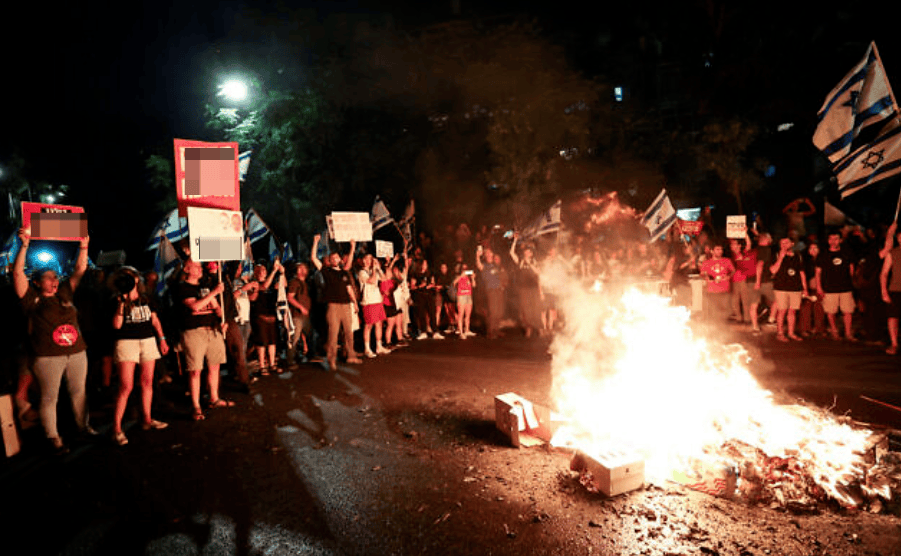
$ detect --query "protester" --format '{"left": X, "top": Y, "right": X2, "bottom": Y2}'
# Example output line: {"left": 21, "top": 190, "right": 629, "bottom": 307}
{"left": 222, "top": 261, "right": 253, "bottom": 388}
{"left": 110, "top": 266, "right": 169, "bottom": 446}
{"left": 771, "top": 236, "right": 808, "bottom": 342}
{"left": 435, "top": 262, "right": 457, "bottom": 334}
{"left": 173, "top": 259, "right": 233, "bottom": 421}
{"left": 879, "top": 224, "right": 901, "bottom": 355}
{"left": 664, "top": 241, "right": 698, "bottom": 309}
{"left": 13, "top": 227, "right": 94, "bottom": 454}
{"left": 750, "top": 232, "right": 775, "bottom": 334}
{"left": 453, "top": 263, "right": 476, "bottom": 338}
{"left": 358, "top": 254, "right": 390, "bottom": 357}
{"left": 410, "top": 259, "right": 444, "bottom": 340}
{"left": 509, "top": 234, "right": 543, "bottom": 338}
{"left": 816, "top": 230, "right": 857, "bottom": 341}
{"left": 475, "top": 245, "right": 504, "bottom": 339}
{"left": 311, "top": 234, "right": 361, "bottom": 370}
{"left": 699, "top": 241, "right": 734, "bottom": 324}
{"left": 247, "top": 260, "right": 283, "bottom": 375}
{"left": 380, "top": 256, "right": 406, "bottom": 348}
{"left": 728, "top": 234, "right": 756, "bottom": 324}
{"left": 286, "top": 261, "right": 313, "bottom": 365}
{"left": 798, "top": 241, "right": 825, "bottom": 338}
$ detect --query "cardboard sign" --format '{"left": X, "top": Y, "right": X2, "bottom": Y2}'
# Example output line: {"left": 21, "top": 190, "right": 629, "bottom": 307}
{"left": 21, "top": 202, "right": 87, "bottom": 241}
{"left": 726, "top": 215, "right": 747, "bottom": 239}
{"left": 173, "top": 139, "right": 241, "bottom": 217}
{"left": 375, "top": 240, "right": 394, "bottom": 259}
{"left": 330, "top": 212, "right": 372, "bottom": 242}
{"left": 187, "top": 206, "right": 245, "bottom": 262}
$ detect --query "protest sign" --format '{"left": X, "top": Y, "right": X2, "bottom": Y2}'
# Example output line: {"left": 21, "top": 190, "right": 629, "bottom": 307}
{"left": 375, "top": 240, "right": 394, "bottom": 259}
{"left": 677, "top": 219, "right": 704, "bottom": 236}
{"left": 330, "top": 212, "right": 372, "bottom": 242}
{"left": 173, "top": 139, "right": 241, "bottom": 217}
{"left": 21, "top": 202, "right": 87, "bottom": 241}
{"left": 187, "top": 206, "right": 245, "bottom": 261}
{"left": 726, "top": 215, "right": 747, "bottom": 239}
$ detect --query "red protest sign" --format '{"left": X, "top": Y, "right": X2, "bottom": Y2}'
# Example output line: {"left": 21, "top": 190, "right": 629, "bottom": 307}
{"left": 678, "top": 219, "right": 704, "bottom": 236}
{"left": 173, "top": 139, "right": 241, "bottom": 217}
{"left": 21, "top": 202, "right": 87, "bottom": 241}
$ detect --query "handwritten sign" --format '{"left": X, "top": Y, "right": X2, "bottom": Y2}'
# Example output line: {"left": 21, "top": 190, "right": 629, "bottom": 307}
{"left": 375, "top": 240, "right": 394, "bottom": 259}
{"left": 726, "top": 215, "right": 747, "bottom": 239}
{"left": 330, "top": 212, "right": 372, "bottom": 242}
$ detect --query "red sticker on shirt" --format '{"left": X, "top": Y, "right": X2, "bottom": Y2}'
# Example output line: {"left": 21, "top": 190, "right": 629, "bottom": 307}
{"left": 52, "top": 324, "right": 79, "bottom": 346}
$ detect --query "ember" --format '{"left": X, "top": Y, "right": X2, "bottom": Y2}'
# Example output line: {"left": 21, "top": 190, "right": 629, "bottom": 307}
{"left": 547, "top": 286, "right": 901, "bottom": 511}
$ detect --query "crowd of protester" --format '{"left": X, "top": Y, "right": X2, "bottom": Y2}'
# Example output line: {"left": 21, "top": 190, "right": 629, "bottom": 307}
{"left": 1, "top": 211, "right": 900, "bottom": 456}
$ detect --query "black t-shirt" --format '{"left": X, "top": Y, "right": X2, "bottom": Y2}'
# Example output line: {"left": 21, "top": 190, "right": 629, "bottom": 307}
{"left": 173, "top": 281, "right": 219, "bottom": 330}
{"left": 772, "top": 252, "right": 804, "bottom": 292}
{"left": 816, "top": 248, "right": 854, "bottom": 293}
{"left": 21, "top": 281, "right": 88, "bottom": 356}
{"left": 755, "top": 245, "right": 773, "bottom": 283}
{"left": 321, "top": 266, "right": 353, "bottom": 304}
{"left": 115, "top": 298, "right": 156, "bottom": 340}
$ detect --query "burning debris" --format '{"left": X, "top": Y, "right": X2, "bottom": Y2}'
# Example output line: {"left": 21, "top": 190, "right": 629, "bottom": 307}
{"left": 496, "top": 282, "right": 901, "bottom": 514}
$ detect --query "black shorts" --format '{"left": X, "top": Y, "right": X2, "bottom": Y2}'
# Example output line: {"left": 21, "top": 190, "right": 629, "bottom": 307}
{"left": 889, "top": 291, "right": 901, "bottom": 320}
{"left": 384, "top": 304, "right": 399, "bottom": 318}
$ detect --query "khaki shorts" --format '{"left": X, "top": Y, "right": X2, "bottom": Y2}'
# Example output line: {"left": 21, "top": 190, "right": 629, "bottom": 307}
{"left": 774, "top": 290, "right": 802, "bottom": 311}
{"left": 182, "top": 327, "right": 227, "bottom": 371}
{"left": 114, "top": 337, "right": 161, "bottom": 364}
{"left": 822, "top": 291, "right": 855, "bottom": 314}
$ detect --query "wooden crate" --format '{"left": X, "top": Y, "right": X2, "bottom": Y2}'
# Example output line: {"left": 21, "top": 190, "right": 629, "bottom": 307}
{"left": 0, "top": 395, "right": 21, "bottom": 457}
{"left": 571, "top": 448, "right": 645, "bottom": 496}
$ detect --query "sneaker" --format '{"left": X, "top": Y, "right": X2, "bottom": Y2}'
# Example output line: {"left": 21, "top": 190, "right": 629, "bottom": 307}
{"left": 751, "top": 326, "right": 762, "bottom": 336}
{"left": 113, "top": 431, "right": 129, "bottom": 446}
{"left": 432, "top": 332, "right": 445, "bottom": 340}
{"left": 365, "top": 350, "right": 377, "bottom": 358}
{"left": 416, "top": 332, "right": 429, "bottom": 340}
{"left": 465, "top": 331, "right": 476, "bottom": 337}
{"left": 142, "top": 419, "right": 169, "bottom": 431}
{"left": 81, "top": 425, "right": 100, "bottom": 437}
{"left": 376, "top": 346, "right": 391, "bottom": 355}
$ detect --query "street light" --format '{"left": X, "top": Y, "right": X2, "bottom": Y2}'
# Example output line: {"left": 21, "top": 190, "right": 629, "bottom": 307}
{"left": 218, "top": 79, "right": 249, "bottom": 103}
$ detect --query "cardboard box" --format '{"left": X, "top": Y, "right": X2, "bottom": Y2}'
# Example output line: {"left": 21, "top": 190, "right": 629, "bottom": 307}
{"left": 0, "top": 395, "right": 21, "bottom": 457}
{"left": 570, "top": 448, "right": 645, "bottom": 496}
{"left": 494, "top": 393, "right": 557, "bottom": 448}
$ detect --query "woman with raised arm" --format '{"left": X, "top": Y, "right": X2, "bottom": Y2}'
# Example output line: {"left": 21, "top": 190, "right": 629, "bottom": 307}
{"left": 13, "top": 227, "right": 94, "bottom": 455}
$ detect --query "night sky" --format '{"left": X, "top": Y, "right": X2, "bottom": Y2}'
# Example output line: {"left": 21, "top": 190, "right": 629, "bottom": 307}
{"left": 3, "top": 1, "right": 901, "bottom": 262}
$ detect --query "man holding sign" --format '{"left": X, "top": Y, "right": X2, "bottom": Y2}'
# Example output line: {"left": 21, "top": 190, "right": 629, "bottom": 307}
{"left": 311, "top": 234, "right": 361, "bottom": 370}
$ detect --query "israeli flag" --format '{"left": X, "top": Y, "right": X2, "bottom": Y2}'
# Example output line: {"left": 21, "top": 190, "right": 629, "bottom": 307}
{"left": 371, "top": 196, "right": 394, "bottom": 232}
{"left": 522, "top": 200, "right": 562, "bottom": 239}
{"left": 0, "top": 229, "right": 20, "bottom": 271}
{"left": 146, "top": 208, "right": 188, "bottom": 251}
{"left": 245, "top": 208, "right": 271, "bottom": 244}
{"left": 238, "top": 150, "right": 252, "bottom": 182}
{"left": 282, "top": 241, "right": 294, "bottom": 262}
{"left": 640, "top": 189, "right": 677, "bottom": 242}
{"left": 813, "top": 42, "right": 897, "bottom": 164}
{"left": 154, "top": 235, "right": 182, "bottom": 295}
{"left": 834, "top": 119, "right": 901, "bottom": 198}
{"left": 268, "top": 236, "right": 281, "bottom": 262}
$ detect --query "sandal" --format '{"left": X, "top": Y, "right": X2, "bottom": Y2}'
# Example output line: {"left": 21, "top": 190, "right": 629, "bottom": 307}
{"left": 259, "top": 367, "right": 270, "bottom": 376}
{"left": 209, "top": 398, "right": 235, "bottom": 408}
{"left": 887, "top": 345, "right": 899, "bottom": 355}
{"left": 192, "top": 409, "right": 206, "bottom": 421}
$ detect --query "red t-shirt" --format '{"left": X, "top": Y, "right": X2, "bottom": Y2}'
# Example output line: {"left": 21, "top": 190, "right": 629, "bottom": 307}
{"left": 456, "top": 275, "right": 473, "bottom": 296}
{"left": 700, "top": 258, "right": 734, "bottom": 293}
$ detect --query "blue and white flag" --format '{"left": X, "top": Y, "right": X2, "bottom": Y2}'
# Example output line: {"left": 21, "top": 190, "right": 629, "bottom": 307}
{"left": 0, "top": 229, "right": 20, "bottom": 271}
{"left": 371, "top": 196, "right": 394, "bottom": 232}
{"left": 245, "top": 208, "right": 271, "bottom": 244}
{"left": 282, "top": 241, "right": 294, "bottom": 262}
{"left": 268, "top": 236, "right": 281, "bottom": 262}
{"left": 813, "top": 42, "right": 897, "bottom": 164}
{"left": 154, "top": 235, "right": 182, "bottom": 295}
{"left": 276, "top": 272, "right": 295, "bottom": 337}
{"left": 833, "top": 118, "right": 901, "bottom": 198}
{"left": 522, "top": 200, "right": 562, "bottom": 239}
{"left": 238, "top": 150, "right": 252, "bottom": 182}
{"left": 640, "top": 189, "right": 677, "bottom": 242}
{"left": 146, "top": 208, "right": 188, "bottom": 251}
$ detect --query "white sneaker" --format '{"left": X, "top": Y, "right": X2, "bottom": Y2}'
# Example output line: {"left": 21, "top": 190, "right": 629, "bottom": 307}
{"left": 416, "top": 332, "right": 429, "bottom": 340}
{"left": 365, "top": 350, "right": 377, "bottom": 358}
{"left": 465, "top": 331, "right": 476, "bottom": 337}
{"left": 432, "top": 332, "right": 445, "bottom": 339}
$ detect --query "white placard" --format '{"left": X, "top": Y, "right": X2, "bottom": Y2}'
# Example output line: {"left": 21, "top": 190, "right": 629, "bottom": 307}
{"left": 330, "top": 212, "right": 372, "bottom": 242}
{"left": 375, "top": 240, "right": 394, "bottom": 259}
{"left": 726, "top": 215, "right": 747, "bottom": 239}
{"left": 187, "top": 206, "right": 245, "bottom": 261}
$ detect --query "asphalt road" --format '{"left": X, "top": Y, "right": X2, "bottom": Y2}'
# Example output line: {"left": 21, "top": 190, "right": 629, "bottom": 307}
{"left": 1, "top": 325, "right": 899, "bottom": 555}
